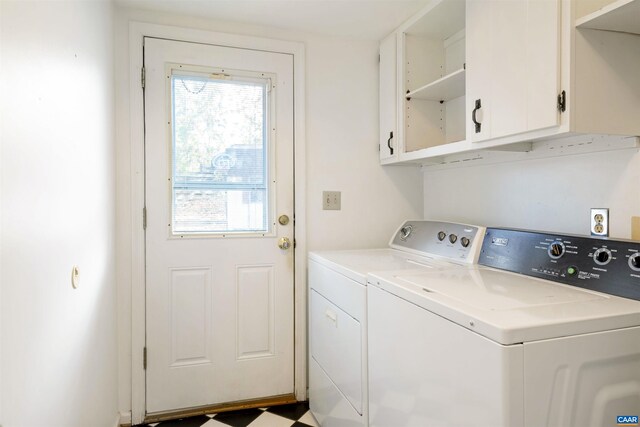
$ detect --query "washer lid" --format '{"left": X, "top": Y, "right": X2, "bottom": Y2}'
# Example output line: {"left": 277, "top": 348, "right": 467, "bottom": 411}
{"left": 368, "top": 266, "right": 640, "bottom": 345}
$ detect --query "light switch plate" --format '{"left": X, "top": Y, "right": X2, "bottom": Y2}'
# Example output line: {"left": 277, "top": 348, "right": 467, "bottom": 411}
{"left": 323, "top": 191, "right": 341, "bottom": 210}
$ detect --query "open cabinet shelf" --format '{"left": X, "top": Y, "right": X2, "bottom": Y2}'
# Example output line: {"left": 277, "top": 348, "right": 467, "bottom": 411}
{"left": 401, "top": 0, "right": 466, "bottom": 154}
{"left": 576, "top": 0, "right": 640, "bottom": 34}
{"left": 406, "top": 68, "right": 465, "bottom": 102}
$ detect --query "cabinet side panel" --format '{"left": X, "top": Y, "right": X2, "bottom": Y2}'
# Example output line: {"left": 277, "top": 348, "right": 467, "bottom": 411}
{"left": 574, "top": 29, "right": 640, "bottom": 136}
{"left": 524, "top": 327, "right": 640, "bottom": 427}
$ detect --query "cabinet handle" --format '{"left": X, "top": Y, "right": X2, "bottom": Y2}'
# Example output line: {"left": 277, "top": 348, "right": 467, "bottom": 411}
{"left": 472, "top": 99, "right": 482, "bottom": 133}
{"left": 387, "top": 131, "right": 394, "bottom": 155}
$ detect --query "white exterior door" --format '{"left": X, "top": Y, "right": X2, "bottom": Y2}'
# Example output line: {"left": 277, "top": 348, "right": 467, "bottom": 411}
{"left": 143, "top": 37, "right": 295, "bottom": 413}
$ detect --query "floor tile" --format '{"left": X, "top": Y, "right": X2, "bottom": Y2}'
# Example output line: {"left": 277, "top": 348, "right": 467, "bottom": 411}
{"left": 297, "top": 411, "right": 319, "bottom": 427}
{"left": 246, "top": 411, "right": 295, "bottom": 427}
{"left": 212, "top": 408, "right": 264, "bottom": 427}
{"left": 202, "top": 419, "right": 234, "bottom": 427}
{"left": 265, "top": 402, "right": 309, "bottom": 421}
{"left": 152, "top": 415, "right": 211, "bottom": 427}
{"left": 135, "top": 402, "right": 315, "bottom": 427}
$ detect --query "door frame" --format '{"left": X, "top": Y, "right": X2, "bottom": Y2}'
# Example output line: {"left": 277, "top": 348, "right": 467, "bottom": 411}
{"left": 128, "top": 22, "right": 306, "bottom": 425}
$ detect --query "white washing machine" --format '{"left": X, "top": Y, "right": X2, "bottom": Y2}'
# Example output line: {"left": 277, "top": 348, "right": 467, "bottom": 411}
{"left": 368, "top": 227, "right": 640, "bottom": 427}
{"left": 308, "top": 220, "right": 486, "bottom": 427}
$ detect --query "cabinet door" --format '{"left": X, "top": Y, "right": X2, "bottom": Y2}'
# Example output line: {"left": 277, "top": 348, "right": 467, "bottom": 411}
{"left": 467, "top": 0, "right": 560, "bottom": 143}
{"left": 465, "top": 0, "right": 493, "bottom": 143}
{"left": 379, "top": 32, "right": 398, "bottom": 162}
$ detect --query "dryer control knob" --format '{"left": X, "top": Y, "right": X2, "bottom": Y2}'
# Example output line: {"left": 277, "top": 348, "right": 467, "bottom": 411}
{"left": 629, "top": 252, "right": 640, "bottom": 271}
{"left": 460, "top": 237, "right": 471, "bottom": 248}
{"left": 437, "top": 231, "right": 446, "bottom": 241}
{"left": 449, "top": 234, "right": 458, "bottom": 244}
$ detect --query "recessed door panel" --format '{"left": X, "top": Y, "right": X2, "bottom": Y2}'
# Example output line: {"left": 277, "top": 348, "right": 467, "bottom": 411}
{"left": 169, "top": 267, "right": 212, "bottom": 367}
{"left": 237, "top": 265, "right": 275, "bottom": 359}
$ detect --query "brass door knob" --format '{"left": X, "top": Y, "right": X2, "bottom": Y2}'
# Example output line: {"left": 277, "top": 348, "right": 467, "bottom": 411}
{"left": 278, "top": 237, "right": 292, "bottom": 250}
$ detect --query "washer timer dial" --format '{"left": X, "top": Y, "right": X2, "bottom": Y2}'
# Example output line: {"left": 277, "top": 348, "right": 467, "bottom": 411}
{"left": 629, "top": 252, "right": 640, "bottom": 271}
{"left": 548, "top": 241, "right": 565, "bottom": 259}
{"left": 593, "top": 248, "right": 612, "bottom": 266}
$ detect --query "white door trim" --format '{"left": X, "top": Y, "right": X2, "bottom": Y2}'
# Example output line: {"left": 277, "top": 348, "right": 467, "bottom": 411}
{"left": 128, "top": 22, "right": 307, "bottom": 425}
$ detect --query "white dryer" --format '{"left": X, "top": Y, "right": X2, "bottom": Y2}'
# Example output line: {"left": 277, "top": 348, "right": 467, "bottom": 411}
{"left": 368, "top": 227, "right": 640, "bottom": 427}
{"left": 308, "top": 220, "right": 485, "bottom": 427}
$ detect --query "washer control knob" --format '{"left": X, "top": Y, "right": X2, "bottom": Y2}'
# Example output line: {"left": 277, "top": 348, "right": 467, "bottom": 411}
{"left": 460, "top": 237, "right": 471, "bottom": 248}
{"left": 593, "top": 248, "right": 612, "bottom": 266}
{"left": 629, "top": 252, "right": 640, "bottom": 271}
{"left": 437, "top": 231, "right": 446, "bottom": 241}
{"left": 548, "top": 241, "right": 565, "bottom": 259}
{"left": 449, "top": 234, "right": 458, "bottom": 244}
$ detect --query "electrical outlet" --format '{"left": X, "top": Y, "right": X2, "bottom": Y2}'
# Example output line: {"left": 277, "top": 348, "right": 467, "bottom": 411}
{"left": 591, "top": 208, "right": 609, "bottom": 237}
{"left": 323, "top": 191, "right": 341, "bottom": 210}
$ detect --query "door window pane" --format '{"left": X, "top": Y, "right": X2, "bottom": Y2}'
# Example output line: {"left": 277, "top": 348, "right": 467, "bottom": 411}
{"left": 171, "top": 72, "right": 269, "bottom": 234}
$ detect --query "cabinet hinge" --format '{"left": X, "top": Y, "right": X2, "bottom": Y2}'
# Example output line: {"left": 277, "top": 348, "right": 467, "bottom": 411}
{"left": 557, "top": 90, "right": 566, "bottom": 113}
{"left": 143, "top": 347, "right": 147, "bottom": 370}
{"left": 143, "top": 207, "right": 147, "bottom": 230}
{"left": 141, "top": 67, "right": 146, "bottom": 89}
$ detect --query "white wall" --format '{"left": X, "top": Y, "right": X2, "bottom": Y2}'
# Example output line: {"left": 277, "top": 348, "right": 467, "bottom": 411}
{"left": 0, "top": 2, "right": 118, "bottom": 426}
{"left": 0, "top": 5, "right": 3, "bottom": 423}
{"left": 423, "top": 147, "right": 640, "bottom": 238}
{"left": 114, "top": 7, "right": 423, "bottom": 415}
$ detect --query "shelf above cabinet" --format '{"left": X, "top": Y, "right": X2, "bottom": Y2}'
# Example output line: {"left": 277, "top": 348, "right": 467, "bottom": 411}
{"left": 576, "top": 0, "right": 640, "bottom": 35}
{"left": 406, "top": 68, "right": 465, "bottom": 102}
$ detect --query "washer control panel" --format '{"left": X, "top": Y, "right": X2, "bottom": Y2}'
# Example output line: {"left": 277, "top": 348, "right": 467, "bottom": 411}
{"left": 390, "top": 221, "right": 484, "bottom": 263}
{"left": 479, "top": 228, "right": 640, "bottom": 301}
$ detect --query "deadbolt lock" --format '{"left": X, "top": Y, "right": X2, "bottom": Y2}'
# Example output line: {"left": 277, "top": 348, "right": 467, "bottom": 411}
{"left": 278, "top": 215, "right": 290, "bottom": 225}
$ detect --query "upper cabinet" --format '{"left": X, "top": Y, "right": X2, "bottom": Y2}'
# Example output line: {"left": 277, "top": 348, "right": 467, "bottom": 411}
{"left": 380, "top": 0, "right": 640, "bottom": 165}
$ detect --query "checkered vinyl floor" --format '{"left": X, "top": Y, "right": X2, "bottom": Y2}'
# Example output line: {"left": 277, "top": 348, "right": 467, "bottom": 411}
{"left": 139, "top": 402, "right": 318, "bottom": 427}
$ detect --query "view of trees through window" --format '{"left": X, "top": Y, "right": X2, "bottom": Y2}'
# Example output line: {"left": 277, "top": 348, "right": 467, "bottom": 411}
{"left": 171, "top": 73, "right": 269, "bottom": 234}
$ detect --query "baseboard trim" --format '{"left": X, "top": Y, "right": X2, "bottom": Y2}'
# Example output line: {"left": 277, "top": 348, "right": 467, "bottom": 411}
{"left": 118, "top": 411, "right": 132, "bottom": 427}
{"left": 144, "top": 394, "right": 298, "bottom": 424}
